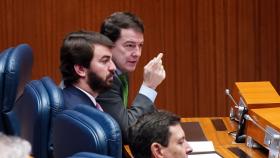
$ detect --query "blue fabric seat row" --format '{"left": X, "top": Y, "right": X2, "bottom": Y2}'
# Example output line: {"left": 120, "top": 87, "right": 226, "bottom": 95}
{"left": 0, "top": 44, "right": 122, "bottom": 158}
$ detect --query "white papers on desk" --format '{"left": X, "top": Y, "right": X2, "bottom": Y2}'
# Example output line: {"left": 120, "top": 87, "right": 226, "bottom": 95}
{"left": 189, "top": 141, "right": 215, "bottom": 153}
{"left": 188, "top": 153, "right": 222, "bottom": 158}
{"left": 188, "top": 141, "right": 222, "bottom": 158}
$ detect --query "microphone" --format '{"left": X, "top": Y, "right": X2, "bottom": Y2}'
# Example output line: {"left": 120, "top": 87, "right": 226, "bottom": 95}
{"left": 225, "top": 88, "right": 247, "bottom": 119}
{"left": 225, "top": 89, "right": 239, "bottom": 109}
{"left": 225, "top": 88, "right": 248, "bottom": 143}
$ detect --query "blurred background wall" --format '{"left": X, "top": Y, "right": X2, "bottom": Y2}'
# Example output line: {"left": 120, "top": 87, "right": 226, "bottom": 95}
{"left": 1, "top": 0, "right": 280, "bottom": 117}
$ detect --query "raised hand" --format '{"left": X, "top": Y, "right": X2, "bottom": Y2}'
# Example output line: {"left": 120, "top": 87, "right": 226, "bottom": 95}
{"left": 143, "top": 53, "right": 166, "bottom": 89}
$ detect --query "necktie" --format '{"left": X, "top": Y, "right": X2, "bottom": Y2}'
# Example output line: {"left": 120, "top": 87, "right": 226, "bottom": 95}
{"left": 118, "top": 74, "right": 128, "bottom": 107}
{"left": 95, "top": 102, "right": 103, "bottom": 111}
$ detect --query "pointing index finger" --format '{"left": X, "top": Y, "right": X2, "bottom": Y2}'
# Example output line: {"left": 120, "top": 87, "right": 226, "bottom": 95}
{"left": 155, "top": 53, "right": 163, "bottom": 62}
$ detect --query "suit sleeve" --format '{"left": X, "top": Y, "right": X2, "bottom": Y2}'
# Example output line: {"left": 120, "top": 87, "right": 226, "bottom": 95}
{"left": 96, "top": 77, "right": 156, "bottom": 143}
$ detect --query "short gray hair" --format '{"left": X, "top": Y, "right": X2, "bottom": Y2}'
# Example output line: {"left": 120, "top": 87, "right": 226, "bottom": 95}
{"left": 0, "top": 133, "right": 31, "bottom": 158}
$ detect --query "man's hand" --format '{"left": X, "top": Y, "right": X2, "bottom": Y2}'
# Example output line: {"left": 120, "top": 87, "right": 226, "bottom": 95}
{"left": 143, "top": 53, "right": 166, "bottom": 89}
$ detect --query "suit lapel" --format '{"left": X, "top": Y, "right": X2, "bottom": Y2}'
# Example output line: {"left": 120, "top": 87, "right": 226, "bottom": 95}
{"left": 64, "top": 86, "right": 96, "bottom": 108}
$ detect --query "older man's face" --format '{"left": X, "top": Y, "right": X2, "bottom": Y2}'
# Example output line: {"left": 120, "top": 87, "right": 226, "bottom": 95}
{"left": 111, "top": 28, "right": 143, "bottom": 73}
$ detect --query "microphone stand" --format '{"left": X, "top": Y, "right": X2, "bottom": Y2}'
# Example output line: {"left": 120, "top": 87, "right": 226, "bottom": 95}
{"left": 225, "top": 89, "right": 280, "bottom": 157}
{"left": 225, "top": 89, "right": 247, "bottom": 143}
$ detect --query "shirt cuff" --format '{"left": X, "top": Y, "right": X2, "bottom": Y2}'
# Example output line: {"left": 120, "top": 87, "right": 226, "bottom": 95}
{"left": 139, "top": 84, "right": 157, "bottom": 102}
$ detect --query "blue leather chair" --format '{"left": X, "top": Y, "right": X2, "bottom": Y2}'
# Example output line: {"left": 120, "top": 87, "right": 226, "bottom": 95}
{"left": 53, "top": 109, "right": 108, "bottom": 158}
{"left": 0, "top": 47, "right": 13, "bottom": 131}
{"left": 53, "top": 105, "right": 122, "bottom": 158}
{"left": 0, "top": 44, "right": 33, "bottom": 133}
{"left": 69, "top": 152, "right": 113, "bottom": 158}
{"left": 73, "top": 105, "right": 122, "bottom": 158}
{"left": 10, "top": 77, "right": 64, "bottom": 158}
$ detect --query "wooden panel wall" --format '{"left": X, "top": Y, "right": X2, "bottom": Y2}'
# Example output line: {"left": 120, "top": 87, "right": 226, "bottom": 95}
{"left": 1, "top": 0, "right": 280, "bottom": 117}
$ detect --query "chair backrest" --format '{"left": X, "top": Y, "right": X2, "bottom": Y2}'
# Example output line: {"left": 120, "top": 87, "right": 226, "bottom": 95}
{"left": 0, "top": 48, "right": 14, "bottom": 109}
{"left": 0, "top": 47, "right": 14, "bottom": 131}
{"left": 53, "top": 109, "right": 108, "bottom": 158}
{"left": 0, "top": 44, "right": 33, "bottom": 132}
{"left": 73, "top": 105, "right": 122, "bottom": 158}
{"left": 53, "top": 105, "right": 122, "bottom": 158}
{"left": 8, "top": 77, "right": 64, "bottom": 158}
{"left": 69, "top": 152, "right": 113, "bottom": 158}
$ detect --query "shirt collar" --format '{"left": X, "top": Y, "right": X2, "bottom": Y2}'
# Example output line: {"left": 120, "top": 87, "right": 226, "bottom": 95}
{"left": 73, "top": 85, "right": 97, "bottom": 105}
{"left": 116, "top": 68, "right": 122, "bottom": 76}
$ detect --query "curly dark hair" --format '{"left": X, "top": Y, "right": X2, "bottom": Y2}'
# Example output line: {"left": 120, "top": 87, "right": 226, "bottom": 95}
{"left": 60, "top": 30, "right": 114, "bottom": 87}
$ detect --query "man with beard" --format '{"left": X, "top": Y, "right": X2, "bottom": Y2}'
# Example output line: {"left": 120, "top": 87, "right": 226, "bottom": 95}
{"left": 60, "top": 30, "right": 116, "bottom": 111}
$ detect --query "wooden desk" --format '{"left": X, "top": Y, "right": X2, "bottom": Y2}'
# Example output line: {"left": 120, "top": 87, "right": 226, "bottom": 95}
{"left": 229, "top": 81, "right": 280, "bottom": 152}
{"left": 247, "top": 107, "right": 280, "bottom": 148}
{"left": 125, "top": 117, "right": 268, "bottom": 158}
{"left": 232, "top": 81, "right": 280, "bottom": 109}
{"left": 181, "top": 117, "right": 267, "bottom": 158}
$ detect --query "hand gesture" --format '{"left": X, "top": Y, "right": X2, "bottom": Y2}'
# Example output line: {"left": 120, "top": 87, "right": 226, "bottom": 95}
{"left": 143, "top": 53, "right": 166, "bottom": 89}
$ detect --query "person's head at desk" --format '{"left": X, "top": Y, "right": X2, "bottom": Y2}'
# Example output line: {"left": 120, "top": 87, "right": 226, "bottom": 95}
{"left": 129, "top": 111, "right": 192, "bottom": 158}
{"left": 0, "top": 133, "right": 31, "bottom": 158}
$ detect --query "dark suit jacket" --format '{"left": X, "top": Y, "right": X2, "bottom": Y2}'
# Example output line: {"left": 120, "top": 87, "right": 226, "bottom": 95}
{"left": 96, "top": 75, "right": 156, "bottom": 143}
{"left": 63, "top": 85, "right": 97, "bottom": 110}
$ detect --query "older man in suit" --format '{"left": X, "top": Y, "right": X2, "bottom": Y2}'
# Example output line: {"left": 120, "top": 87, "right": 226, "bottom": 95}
{"left": 97, "top": 12, "right": 166, "bottom": 143}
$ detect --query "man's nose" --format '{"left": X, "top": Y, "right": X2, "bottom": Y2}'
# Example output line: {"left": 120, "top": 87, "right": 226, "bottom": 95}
{"left": 132, "top": 46, "right": 141, "bottom": 57}
{"left": 185, "top": 141, "right": 193, "bottom": 155}
{"left": 109, "top": 60, "right": 116, "bottom": 71}
{"left": 186, "top": 147, "right": 193, "bottom": 154}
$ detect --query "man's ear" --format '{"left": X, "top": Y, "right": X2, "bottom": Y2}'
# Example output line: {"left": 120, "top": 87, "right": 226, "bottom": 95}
{"left": 151, "top": 142, "right": 164, "bottom": 158}
{"left": 74, "top": 64, "right": 87, "bottom": 77}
